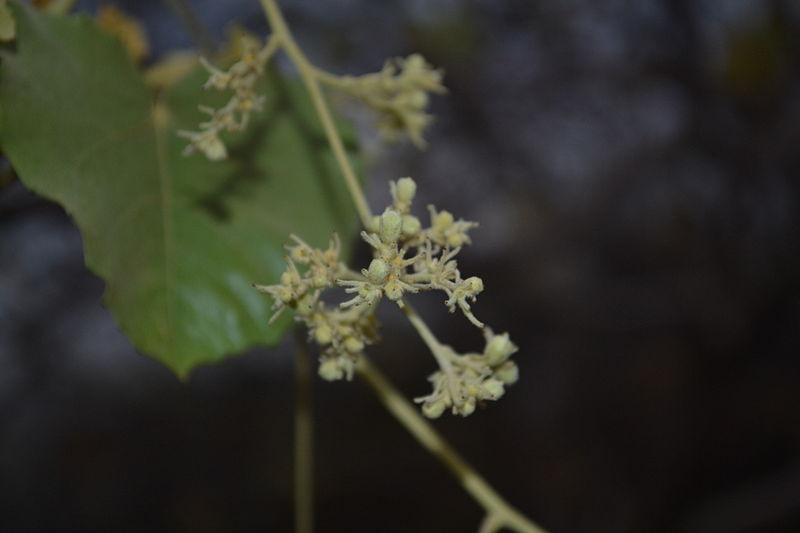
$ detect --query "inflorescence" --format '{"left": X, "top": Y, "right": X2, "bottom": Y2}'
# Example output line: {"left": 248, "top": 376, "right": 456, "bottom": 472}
{"left": 178, "top": 38, "right": 277, "bottom": 161}
{"left": 182, "top": 42, "right": 519, "bottom": 419}
{"left": 181, "top": 46, "right": 445, "bottom": 160}
{"left": 254, "top": 178, "right": 520, "bottom": 418}
{"left": 323, "top": 54, "right": 446, "bottom": 148}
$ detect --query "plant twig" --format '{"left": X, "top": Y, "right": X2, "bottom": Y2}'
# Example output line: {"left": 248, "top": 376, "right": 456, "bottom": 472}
{"left": 293, "top": 328, "right": 314, "bottom": 533}
{"left": 400, "top": 298, "right": 453, "bottom": 372}
{"left": 479, "top": 513, "right": 503, "bottom": 533}
{"left": 356, "top": 356, "right": 546, "bottom": 533}
{"left": 259, "top": 2, "right": 546, "bottom": 532}
{"left": 258, "top": 0, "right": 373, "bottom": 229}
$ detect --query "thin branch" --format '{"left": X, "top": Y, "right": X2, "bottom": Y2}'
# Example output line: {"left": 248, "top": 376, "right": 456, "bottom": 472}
{"left": 479, "top": 513, "right": 502, "bottom": 533}
{"left": 293, "top": 329, "right": 314, "bottom": 533}
{"left": 356, "top": 356, "right": 547, "bottom": 533}
{"left": 258, "top": 2, "right": 547, "bottom": 532}
{"left": 258, "top": 0, "right": 373, "bottom": 229}
{"left": 400, "top": 299, "right": 455, "bottom": 373}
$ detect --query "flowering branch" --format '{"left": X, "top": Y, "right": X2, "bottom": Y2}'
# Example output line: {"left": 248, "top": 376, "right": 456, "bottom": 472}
{"left": 179, "top": 0, "right": 546, "bottom": 530}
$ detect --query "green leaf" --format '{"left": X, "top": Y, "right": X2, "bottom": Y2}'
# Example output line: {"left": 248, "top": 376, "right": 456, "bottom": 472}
{"left": 0, "top": 2, "right": 359, "bottom": 377}
{"left": 0, "top": 0, "right": 15, "bottom": 43}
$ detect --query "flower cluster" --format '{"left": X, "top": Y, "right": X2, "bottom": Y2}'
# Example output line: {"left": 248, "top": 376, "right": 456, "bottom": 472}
{"left": 179, "top": 39, "right": 275, "bottom": 161}
{"left": 254, "top": 234, "right": 379, "bottom": 381}
{"left": 254, "top": 178, "right": 520, "bottom": 418}
{"left": 338, "top": 178, "right": 484, "bottom": 327}
{"left": 415, "top": 331, "right": 519, "bottom": 418}
{"left": 331, "top": 54, "right": 446, "bottom": 148}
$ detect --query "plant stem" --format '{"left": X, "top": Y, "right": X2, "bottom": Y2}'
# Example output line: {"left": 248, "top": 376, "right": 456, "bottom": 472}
{"left": 293, "top": 329, "right": 314, "bottom": 533}
{"left": 400, "top": 299, "right": 454, "bottom": 373}
{"left": 258, "top": 2, "right": 547, "bottom": 532}
{"left": 258, "top": 0, "right": 373, "bottom": 229}
{"left": 401, "top": 299, "right": 442, "bottom": 353}
{"left": 356, "top": 356, "right": 547, "bottom": 533}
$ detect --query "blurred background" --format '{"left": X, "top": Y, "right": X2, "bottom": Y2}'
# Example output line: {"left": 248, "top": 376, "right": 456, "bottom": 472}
{"left": 2, "top": 0, "right": 800, "bottom": 531}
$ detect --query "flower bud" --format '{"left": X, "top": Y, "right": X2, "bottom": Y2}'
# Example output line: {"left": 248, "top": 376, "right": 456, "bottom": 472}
{"left": 280, "top": 271, "right": 294, "bottom": 286}
{"left": 379, "top": 209, "right": 402, "bottom": 243}
{"left": 405, "top": 54, "right": 425, "bottom": 72}
{"left": 457, "top": 396, "right": 476, "bottom": 417}
{"left": 422, "top": 399, "right": 447, "bottom": 419}
{"left": 484, "top": 332, "right": 516, "bottom": 366}
{"left": 384, "top": 279, "right": 404, "bottom": 301}
{"left": 200, "top": 133, "right": 227, "bottom": 161}
{"left": 433, "top": 210, "right": 454, "bottom": 230}
{"left": 318, "top": 358, "right": 343, "bottom": 381}
{"left": 295, "top": 293, "right": 315, "bottom": 316}
{"left": 290, "top": 246, "right": 311, "bottom": 264}
{"left": 408, "top": 91, "right": 428, "bottom": 110}
{"left": 366, "top": 258, "right": 390, "bottom": 284}
{"left": 369, "top": 215, "right": 381, "bottom": 233}
{"left": 344, "top": 336, "right": 364, "bottom": 353}
{"left": 463, "top": 276, "right": 484, "bottom": 295}
{"left": 495, "top": 361, "right": 519, "bottom": 385}
{"left": 401, "top": 215, "right": 421, "bottom": 236}
{"left": 395, "top": 177, "right": 417, "bottom": 204}
{"left": 446, "top": 232, "right": 466, "bottom": 248}
{"left": 314, "top": 324, "right": 332, "bottom": 345}
{"left": 276, "top": 286, "right": 293, "bottom": 303}
{"left": 479, "top": 378, "right": 505, "bottom": 400}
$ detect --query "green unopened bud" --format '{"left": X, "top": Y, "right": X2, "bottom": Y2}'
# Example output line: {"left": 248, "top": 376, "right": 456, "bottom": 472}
{"left": 318, "top": 358, "right": 343, "bottom": 381}
{"left": 401, "top": 215, "right": 421, "bottom": 236}
{"left": 344, "top": 336, "right": 364, "bottom": 353}
{"left": 422, "top": 399, "right": 447, "bottom": 419}
{"left": 201, "top": 134, "right": 227, "bottom": 161}
{"left": 314, "top": 324, "right": 332, "bottom": 345}
{"left": 277, "top": 286, "right": 293, "bottom": 303}
{"left": 433, "top": 210, "right": 454, "bottom": 230}
{"left": 395, "top": 177, "right": 417, "bottom": 204}
{"left": 484, "top": 332, "right": 516, "bottom": 366}
{"left": 369, "top": 215, "right": 381, "bottom": 233}
{"left": 463, "top": 276, "right": 484, "bottom": 295}
{"left": 495, "top": 361, "right": 519, "bottom": 385}
{"left": 290, "top": 246, "right": 311, "bottom": 264}
{"left": 479, "top": 378, "right": 505, "bottom": 400}
{"left": 281, "top": 270, "right": 302, "bottom": 286}
{"left": 408, "top": 91, "right": 428, "bottom": 110}
{"left": 446, "top": 232, "right": 466, "bottom": 248}
{"left": 366, "top": 258, "right": 390, "bottom": 284}
{"left": 296, "top": 293, "right": 315, "bottom": 316}
{"left": 405, "top": 54, "right": 426, "bottom": 72}
{"left": 457, "top": 396, "right": 476, "bottom": 417}
{"left": 384, "top": 279, "right": 404, "bottom": 300}
{"left": 379, "top": 209, "right": 402, "bottom": 243}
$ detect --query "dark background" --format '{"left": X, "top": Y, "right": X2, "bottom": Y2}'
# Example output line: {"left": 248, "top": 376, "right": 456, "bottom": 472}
{"left": 2, "top": 0, "right": 800, "bottom": 532}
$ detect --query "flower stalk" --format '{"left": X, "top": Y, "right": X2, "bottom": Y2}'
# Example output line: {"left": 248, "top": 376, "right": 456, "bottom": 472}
{"left": 182, "top": 0, "right": 549, "bottom": 530}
